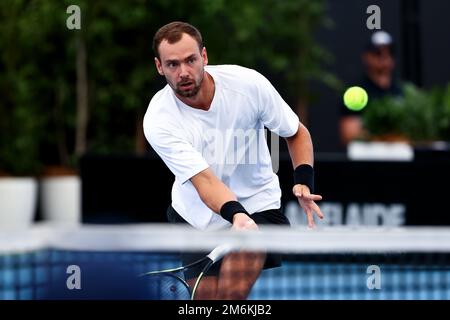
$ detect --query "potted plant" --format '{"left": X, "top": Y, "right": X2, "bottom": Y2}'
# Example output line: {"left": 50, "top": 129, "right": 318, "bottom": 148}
{"left": 362, "top": 83, "right": 450, "bottom": 145}
{"left": 38, "top": 37, "right": 85, "bottom": 226}
{"left": 0, "top": 1, "right": 49, "bottom": 228}
{"left": 0, "top": 94, "right": 43, "bottom": 229}
{"left": 0, "top": 1, "right": 82, "bottom": 226}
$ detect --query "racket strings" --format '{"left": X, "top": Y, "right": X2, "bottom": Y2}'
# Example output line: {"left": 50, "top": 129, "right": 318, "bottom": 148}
{"left": 150, "top": 273, "right": 190, "bottom": 299}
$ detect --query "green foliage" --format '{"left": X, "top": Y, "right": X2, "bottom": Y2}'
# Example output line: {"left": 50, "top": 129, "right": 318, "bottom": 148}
{"left": 436, "top": 83, "right": 450, "bottom": 141}
{"left": 191, "top": 0, "right": 338, "bottom": 96}
{"left": 0, "top": 0, "right": 57, "bottom": 175}
{"left": 363, "top": 83, "right": 450, "bottom": 142}
{"left": 0, "top": 97, "right": 45, "bottom": 176}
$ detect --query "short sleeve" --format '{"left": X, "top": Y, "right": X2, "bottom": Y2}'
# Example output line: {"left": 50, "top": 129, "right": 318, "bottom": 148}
{"left": 144, "top": 124, "right": 209, "bottom": 184}
{"left": 255, "top": 72, "right": 299, "bottom": 137}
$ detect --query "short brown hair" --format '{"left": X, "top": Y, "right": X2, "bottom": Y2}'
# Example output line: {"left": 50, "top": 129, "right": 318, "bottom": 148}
{"left": 152, "top": 21, "right": 203, "bottom": 60}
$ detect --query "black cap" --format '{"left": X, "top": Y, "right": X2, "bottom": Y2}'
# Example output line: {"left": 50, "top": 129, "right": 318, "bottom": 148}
{"left": 365, "top": 30, "right": 394, "bottom": 52}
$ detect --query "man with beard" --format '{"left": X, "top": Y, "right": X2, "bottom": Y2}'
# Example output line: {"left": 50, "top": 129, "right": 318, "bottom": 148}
{"left": 144, "top": 21, "right": 323, "bottom": 300}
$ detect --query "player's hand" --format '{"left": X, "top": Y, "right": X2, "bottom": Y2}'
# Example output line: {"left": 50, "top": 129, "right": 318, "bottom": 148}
{"left": 232, "top": 213, "right": 258, "bottom": 231}
{"left": 293, "top": 184, "right": 324, "bottom": 228}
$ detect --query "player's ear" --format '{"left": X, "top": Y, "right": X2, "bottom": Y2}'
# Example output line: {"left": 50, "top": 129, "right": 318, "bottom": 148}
{"left": 154, "top": 57, "right": 164, "bottom": 76}
{"left": 201, "top": 47, "right": 208, "bottom": 66}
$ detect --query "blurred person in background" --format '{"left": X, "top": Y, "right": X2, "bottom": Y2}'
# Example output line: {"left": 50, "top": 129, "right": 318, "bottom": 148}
{"left": 339, "top": 30, "right": 403, "bottom": 145}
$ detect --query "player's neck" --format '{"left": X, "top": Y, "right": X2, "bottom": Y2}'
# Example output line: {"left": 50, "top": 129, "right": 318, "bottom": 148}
{"left": 176, "top": 71, "right": 215, "bottom": 111}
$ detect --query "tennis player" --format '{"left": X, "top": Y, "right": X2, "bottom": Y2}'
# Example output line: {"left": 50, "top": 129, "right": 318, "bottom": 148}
{"left": 144, "top": 21, "right": 324, "bottom": 300}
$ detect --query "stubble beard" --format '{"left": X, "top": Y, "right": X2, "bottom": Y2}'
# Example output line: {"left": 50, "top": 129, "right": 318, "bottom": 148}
{"left": 174, "top": 73, "right": 204, "bottom": 98}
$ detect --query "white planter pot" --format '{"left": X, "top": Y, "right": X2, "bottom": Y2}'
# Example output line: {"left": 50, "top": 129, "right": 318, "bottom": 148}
{"left": 40, "top": 175, "right": 81, "bottom": 225}
{"left": 0, "top": 177, "right": 37, "bottom": 229}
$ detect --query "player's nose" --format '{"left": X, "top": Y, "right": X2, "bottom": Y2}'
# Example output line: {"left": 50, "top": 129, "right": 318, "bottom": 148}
{"left": 179, "top": 63, "right": 189, "bottom": 78}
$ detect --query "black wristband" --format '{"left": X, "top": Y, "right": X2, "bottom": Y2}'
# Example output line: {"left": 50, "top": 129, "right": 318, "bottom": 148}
{"left": 220, "top": 201, "right": 249, "bottom": 223}
{"left": 293, "top": 164, "right": 315, "bottom": 193}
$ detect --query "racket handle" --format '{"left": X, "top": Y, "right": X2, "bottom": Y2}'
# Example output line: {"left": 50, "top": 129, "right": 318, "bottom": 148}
{"left": 206, "top": 243, "right": 234, "bottom": 263}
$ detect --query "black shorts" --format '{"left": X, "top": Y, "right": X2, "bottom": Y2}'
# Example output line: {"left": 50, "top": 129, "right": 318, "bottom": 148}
{"left": 166, "top": 205, "right": 290, "bottom": 280}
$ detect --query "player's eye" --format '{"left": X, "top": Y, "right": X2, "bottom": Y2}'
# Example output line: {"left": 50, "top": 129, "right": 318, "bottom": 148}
{"left": 187, "top": 57, "right": 196, "bottom": 64}
{"left": 167, "top": 62, "right": 178, "bottom": 68}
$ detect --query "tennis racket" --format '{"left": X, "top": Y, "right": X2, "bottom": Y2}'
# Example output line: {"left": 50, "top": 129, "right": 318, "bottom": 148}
{"left": 140, "top": 244, "right": 234, "bottom": 300}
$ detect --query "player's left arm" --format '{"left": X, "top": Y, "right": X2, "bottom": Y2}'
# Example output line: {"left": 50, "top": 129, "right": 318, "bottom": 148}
{"left": 285, "top": 123, "right": 324, "bottom": 228}
{"left": 251, "top": 69, "right": 324, "bottom": 227}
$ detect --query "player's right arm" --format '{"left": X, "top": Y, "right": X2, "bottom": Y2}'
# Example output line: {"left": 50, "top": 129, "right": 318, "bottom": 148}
{"left": 144, "top": 116, "right": 255, "bottom": 230}
{"left": 190, "top": 168, "right": 257, "bottom": 230}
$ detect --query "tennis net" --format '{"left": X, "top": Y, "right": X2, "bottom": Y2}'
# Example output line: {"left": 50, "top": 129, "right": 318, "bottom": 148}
{"left": 1, "top": 224, "right": 449, "bottom": 300}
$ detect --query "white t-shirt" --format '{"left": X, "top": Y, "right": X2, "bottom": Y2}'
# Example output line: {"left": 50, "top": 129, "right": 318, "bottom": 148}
{"left": 143, "top": 65, "right": 299, "bottom": 230}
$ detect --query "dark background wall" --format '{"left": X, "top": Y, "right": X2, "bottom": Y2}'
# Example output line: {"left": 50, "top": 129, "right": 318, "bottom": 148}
{"left": 420, "top": 0, "right": 450, "bottom": 87}
{"left": 80, "top": 152, "right": 450, "bottom": 226}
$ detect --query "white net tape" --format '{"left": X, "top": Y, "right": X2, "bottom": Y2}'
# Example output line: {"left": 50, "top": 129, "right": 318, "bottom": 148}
{"left": 1, "top": 223, "right": 450, "bottom": 254}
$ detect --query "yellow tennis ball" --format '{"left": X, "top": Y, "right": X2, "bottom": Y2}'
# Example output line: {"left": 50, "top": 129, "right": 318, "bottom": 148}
{"left": 343, "top": 86, "right": 368, "bottom": 111}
